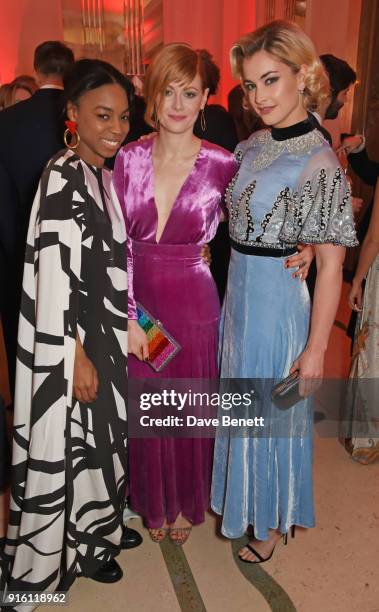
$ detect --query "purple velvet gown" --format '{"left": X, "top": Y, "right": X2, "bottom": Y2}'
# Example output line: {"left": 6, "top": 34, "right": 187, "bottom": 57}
{"left": 113, "top": 138, "right": 237, "bottom": 527}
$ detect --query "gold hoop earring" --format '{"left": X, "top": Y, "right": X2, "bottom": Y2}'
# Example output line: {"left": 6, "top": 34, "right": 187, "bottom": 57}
{"left": 64, "top": 128, "right": 80, "bottom": 150}
{"left": 200, "top": 108, "right": 206, "bottom": 132}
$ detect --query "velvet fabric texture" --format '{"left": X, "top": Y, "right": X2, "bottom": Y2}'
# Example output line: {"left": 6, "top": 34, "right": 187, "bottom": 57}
{"left": 113, "top": 138, "right": 237, "bottom": 527}
{"left": 211, "top": 250, "right": 315, "bottom": 539}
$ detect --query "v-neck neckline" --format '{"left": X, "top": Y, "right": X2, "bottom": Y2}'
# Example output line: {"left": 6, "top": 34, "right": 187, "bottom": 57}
{"left": 149, "top": 138, "right": 203, "bottom": 244}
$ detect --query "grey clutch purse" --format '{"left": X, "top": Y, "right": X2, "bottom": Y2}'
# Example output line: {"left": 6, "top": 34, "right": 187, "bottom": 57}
{"left": 271, "top": 370, "right": 301, "bottom": 410}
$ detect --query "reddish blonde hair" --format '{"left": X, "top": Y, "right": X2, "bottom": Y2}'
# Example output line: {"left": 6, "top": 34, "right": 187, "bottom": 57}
{"left": 144, "top": 43, "right": 207, "bottom": 127}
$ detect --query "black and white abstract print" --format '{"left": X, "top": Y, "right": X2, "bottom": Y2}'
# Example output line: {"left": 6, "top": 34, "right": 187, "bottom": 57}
{"left": 1, "top": 150, "right": 128, "bottom": 609}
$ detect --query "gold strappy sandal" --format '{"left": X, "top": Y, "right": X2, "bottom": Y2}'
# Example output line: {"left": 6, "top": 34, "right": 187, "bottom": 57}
{"left": 148, "top": 527, "right": 169, "bottom": 543}
{"left": 169, "top": 526, "right": 192, "bottom": 546}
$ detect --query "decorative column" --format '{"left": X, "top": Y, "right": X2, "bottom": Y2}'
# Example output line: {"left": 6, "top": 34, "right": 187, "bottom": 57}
{"left": 81, "top": 0, "right": 105, "bottom": 55}
{"left": 124, "top": 0, "right": 145, "bottom": 75}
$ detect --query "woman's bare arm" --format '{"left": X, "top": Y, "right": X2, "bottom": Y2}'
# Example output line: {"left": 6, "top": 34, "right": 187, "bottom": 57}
{"left": 291, "top": 243, "right": 345, "bottom": 392}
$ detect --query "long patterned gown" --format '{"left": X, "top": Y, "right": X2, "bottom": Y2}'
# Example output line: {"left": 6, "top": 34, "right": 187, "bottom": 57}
{"left": 211, "top": 118, "right": 358, "bottom": 540}
{"left": 1, "top": 150, "right": 128, "bottom": 609}
{"left": 343, "top": 254, "right": 379, "bottom": 463}
{"left": 113, "top": 138, "right": 237, "bottom": 528}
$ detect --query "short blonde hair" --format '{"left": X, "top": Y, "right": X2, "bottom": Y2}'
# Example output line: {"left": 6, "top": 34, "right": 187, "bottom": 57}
{"left": 230, "top": 20, "right": 330, "bottom": 112}
{"left": 144, "top": 43, "right": 207, "bottom": 127}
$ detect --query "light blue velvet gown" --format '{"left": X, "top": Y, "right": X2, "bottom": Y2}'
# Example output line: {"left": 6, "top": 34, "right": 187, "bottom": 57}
{"left": 211, "top": 118, "right": 358, "bottom": 540}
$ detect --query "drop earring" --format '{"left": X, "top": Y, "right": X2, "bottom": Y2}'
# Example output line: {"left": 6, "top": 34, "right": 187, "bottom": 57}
{"left": 64, "top": 120, "right": 80, "bottom": 149}
{"left": 200, "top": 108, "right": 206, "bottom": 132}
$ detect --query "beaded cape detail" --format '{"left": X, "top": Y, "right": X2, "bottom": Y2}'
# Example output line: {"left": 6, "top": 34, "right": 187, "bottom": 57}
{"left": 227, "top": 128, "right": 358, "bottom": 249}
{"left": 247, "top": 128, "right": 329, "bottom": 172}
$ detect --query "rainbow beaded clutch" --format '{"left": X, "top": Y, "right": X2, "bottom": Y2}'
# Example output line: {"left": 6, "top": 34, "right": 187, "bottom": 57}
{"left": 136, "top": 302, "right": 181, "bottom": 372}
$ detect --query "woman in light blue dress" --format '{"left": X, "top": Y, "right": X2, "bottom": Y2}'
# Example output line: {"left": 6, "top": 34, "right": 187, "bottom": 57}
{"left": 211, "top": 20, "right": 358, "bottom": 563}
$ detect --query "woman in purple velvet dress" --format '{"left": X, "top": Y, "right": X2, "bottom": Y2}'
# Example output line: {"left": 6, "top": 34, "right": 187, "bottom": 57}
{"left": 113, "top": 43, "right": 237, "bottom": 544}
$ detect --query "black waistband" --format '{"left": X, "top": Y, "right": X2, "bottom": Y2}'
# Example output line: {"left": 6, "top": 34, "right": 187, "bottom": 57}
{"left": 231, "top": 239, "right": 297, "bottom": 258}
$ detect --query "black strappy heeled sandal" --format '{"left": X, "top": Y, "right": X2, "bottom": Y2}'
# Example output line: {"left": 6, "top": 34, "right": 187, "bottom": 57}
{"left": 239, "top": 525, "right": 296, "bottom": 564}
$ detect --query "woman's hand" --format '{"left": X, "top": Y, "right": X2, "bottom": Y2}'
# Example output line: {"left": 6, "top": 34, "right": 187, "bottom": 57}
{"left": 348, "top": 279, "right": 363, "bottom": 311}
{"left": 290, "top": 346, "right": 324, "bottom": 397}
{"left": 128, "top": 320, "right": 149, "bottom": 361}
{"left": 73, "top": 341, "right": 99, "bottom": 403}
{"left": 285, "top": 244, "right": 314, "bottom": 281}
{"left": 201, "top": 244, "right": 212, "bottom": 266}
{"left": 337, "top": 134, "right": 364, "bottom": 155}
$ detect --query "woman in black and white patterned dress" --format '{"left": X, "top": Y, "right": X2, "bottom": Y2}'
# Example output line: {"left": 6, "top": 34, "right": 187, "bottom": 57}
{"left": 1, "top": 60, "right": 134, "bottom": 606}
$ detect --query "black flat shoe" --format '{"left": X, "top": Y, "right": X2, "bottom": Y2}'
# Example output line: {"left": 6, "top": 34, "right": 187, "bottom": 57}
{"left": 120, "top": 526, "right": 143, "bottom": 550}
{"left": 89, "top": 558, "right": 123, "bottom": 583}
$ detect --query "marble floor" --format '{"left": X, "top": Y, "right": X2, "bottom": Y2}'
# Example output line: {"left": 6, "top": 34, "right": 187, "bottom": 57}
{"left": 1, "top": 284, "right": 379, "bottom": 612}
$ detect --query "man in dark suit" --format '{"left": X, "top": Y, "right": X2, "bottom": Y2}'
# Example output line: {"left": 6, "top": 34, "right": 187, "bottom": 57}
{"left": 0, "top": 41, "right": 74, "bottom": 401}
{"left": 308, "top": 55, "right": 357, "bottom": 150}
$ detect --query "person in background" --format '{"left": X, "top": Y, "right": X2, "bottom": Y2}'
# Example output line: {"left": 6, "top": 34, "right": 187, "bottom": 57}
{"left": 345, "top": 179, "right": 379, "bottom": 464}
{"left": 10, "top": 84, "right": 33, "bottom": 104}
{"left": 337, "top": 135, "right": 379, "bottom": 343}
{"left": 306, "top": 54, "right": 357, "bottom": 149}
{"left": 0, "top": 82, "right": 33, "bottom": 108}
{"left": 306, "top": 55, "right": 358, "bottom": 300}
{"left": 228, "top": 83, "right": 264, "bottom": 142}
{"left": 0, "top": 41, "right": 74, "bottom": 404}
{"left": 0, "top": 84, "right": 12, "bottom": 110}
{"left": 320, "top": 54, "right": 357, "bottom": 122}
{"left": 11, "top": 74, "right": 39, "bottom": 96}
{"left": 340, "top": 134, "right": 379, "bottom": 241}
{"left": 2, "top": 60, "right": 138, "bottom": 605}
{"left": 193, "top": 49, "right": 238, "bottom": 152}
{"left": 308, "top": 53, "right": 357, "bottom": 146}
{"left": 121, "top": 74, "right": 154, "bottom": 145}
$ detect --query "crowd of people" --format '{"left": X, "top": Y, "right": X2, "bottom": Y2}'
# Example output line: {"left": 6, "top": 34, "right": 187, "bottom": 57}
{"left": 0, "top": 18, "right": 378, "bottom": 610}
